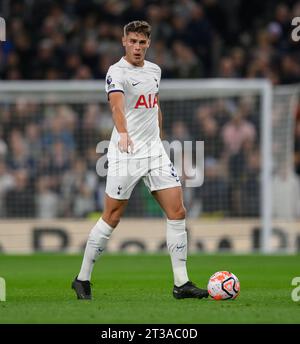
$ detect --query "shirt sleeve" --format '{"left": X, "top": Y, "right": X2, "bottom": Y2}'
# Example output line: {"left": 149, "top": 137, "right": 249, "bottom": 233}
{"left": 105, "top": 66, "right": 125, "bottom": 98}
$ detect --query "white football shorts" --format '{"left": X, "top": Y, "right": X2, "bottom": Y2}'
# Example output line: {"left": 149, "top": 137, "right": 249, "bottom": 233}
{"left": 105, "top": 153, "right": 181, "bottom": 200}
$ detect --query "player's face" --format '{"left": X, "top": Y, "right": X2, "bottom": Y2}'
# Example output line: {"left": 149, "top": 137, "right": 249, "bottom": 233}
{"left": 122, "top": 32, "right": 150, "bottom": 66}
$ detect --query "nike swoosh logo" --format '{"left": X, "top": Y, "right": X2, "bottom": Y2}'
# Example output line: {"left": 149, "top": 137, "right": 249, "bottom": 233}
{"left": 132, "top": 82, "right": 141, "bottom": 86}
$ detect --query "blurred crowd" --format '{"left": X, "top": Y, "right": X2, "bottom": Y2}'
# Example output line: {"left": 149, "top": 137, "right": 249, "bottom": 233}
{"left": 0, "top": 102, "right": 102, "bottom": 217}
{"left": 0, "top": 94, "right": 299, "bottom": 219}
{"left": 0, "top": 0, "right": 300, "bottom": 82}
{"left": 0, "top": 0, "right": 300, "bottom": 219}
{"left": 164, "top": 95, "right": 269, "bottom": 218}
{"left": 0, "top": 101, "right": 114, "bottom": 218}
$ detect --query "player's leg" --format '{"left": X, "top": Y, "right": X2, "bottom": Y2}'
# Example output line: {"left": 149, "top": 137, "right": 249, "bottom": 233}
{"left": 151, "top": 185, "right": 185, "bottom": 219}
{"left": 152, "top": 186, "right": 208, "bottom": 299}
{"left": 73, "top": 158, "right": 143, "bottom": 299}
{"left": 152, "top": 186, "right": 188, "bottom": 285}
{"left": 78, "top": 194, "right": 128, "bottom": 280}
{"left": 72, "top": 194, "right": 128, "bottom": 299}
{"left": 146, "top": 153, "right": 208, "bottom": 299}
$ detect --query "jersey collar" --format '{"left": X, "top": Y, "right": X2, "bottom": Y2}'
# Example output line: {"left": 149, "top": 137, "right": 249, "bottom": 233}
{"left": 121, "top": 57, "right": 145, "bottom": 69}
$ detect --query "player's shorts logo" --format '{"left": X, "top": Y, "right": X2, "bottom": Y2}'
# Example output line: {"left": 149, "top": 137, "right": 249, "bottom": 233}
{"left": 117, "top": 185, "right": 122, "bottom": 195}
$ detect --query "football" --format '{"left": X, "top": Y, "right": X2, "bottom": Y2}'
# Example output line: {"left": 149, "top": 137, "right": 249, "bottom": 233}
{"left": 207, "top": 271, "right": 240, "bottom": 300}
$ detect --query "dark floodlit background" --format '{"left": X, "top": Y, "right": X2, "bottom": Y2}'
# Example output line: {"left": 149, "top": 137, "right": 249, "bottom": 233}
{"left": 0, "top": 0, "right": 299, "bottom": 253}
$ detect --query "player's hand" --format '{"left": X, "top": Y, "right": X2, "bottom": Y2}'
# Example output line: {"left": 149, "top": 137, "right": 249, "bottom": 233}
{"left": 118, "top": 132, "right": 134, "bottom": 153}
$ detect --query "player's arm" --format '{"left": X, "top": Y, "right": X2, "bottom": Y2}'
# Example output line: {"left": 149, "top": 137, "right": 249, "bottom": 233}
{"left": 109, "top": 92, "right": 134, "bottom": 153}
{"left": 157, "top": 95, "right": 163, "bottom": 139}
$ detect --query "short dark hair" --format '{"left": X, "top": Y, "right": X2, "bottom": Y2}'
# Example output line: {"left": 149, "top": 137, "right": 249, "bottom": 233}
{"left": 123, "top": 20, "right": 151, "bottom": 38}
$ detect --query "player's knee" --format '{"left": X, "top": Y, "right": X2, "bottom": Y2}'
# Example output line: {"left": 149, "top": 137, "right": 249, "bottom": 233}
{"left": 102, "top": 212, "right": 121, "bottom": 228}
{"left": 168, "top": 206, "right": 186, "bottom": 220}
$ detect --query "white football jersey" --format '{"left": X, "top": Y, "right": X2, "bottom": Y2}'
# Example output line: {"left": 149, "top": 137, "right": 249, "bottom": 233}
{"left": 105, "top": 57, "right": 164, "bottom": 160}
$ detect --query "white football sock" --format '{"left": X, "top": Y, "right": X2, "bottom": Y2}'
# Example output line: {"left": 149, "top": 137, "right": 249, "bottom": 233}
{"left": 78, "top": 218, "right": 113, "bottom": 281}
{"left": 167, "top": 218, "right": 189, "bottom": 287}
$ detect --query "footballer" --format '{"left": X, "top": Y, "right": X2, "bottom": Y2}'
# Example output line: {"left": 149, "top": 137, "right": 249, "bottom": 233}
{"left": 72, "top": 20, "right": 208, "bottom": 300}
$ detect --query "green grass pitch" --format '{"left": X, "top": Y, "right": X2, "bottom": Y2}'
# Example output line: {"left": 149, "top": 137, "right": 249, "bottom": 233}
{"left": 0, "top": 254, "right": 299, "bottom": 324}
